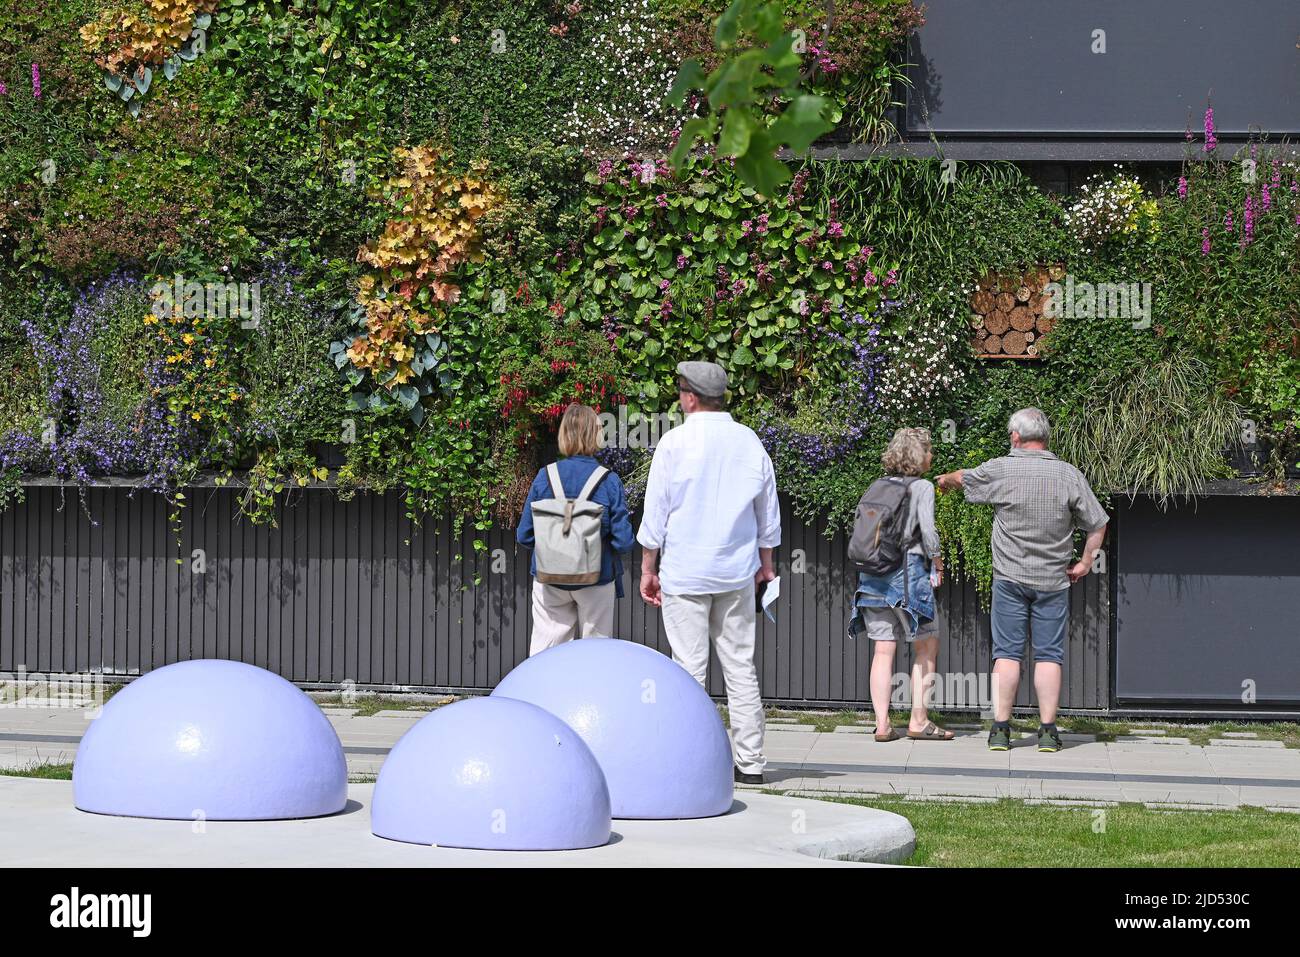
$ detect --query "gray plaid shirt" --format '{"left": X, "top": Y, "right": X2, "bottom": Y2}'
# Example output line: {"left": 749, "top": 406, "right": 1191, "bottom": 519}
{"left": 962, "top": 449, "right": 1109, "bottom": 591}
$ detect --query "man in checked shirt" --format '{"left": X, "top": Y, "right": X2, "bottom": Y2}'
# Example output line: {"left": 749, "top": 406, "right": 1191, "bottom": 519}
{"left": 937, "top": 408, "right": 1108, "bottom": 753}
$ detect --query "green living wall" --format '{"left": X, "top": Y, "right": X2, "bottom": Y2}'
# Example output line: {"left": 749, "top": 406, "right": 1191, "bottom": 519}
{"left": 0, "top": 1, "right": 1296, "bottom": 595}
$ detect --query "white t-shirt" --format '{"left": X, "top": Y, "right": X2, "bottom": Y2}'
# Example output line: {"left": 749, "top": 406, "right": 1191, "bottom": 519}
{"left": 636, "top": 412, "right": 782, "bottom": 595}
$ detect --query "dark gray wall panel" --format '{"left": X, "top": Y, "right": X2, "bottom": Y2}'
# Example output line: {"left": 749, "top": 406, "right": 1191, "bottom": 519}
{"left": 1115, "top": 495, "right": 1300, "bottom": 704}
{"left": 908, "top": 0, "right": 1300, "bottom": 135}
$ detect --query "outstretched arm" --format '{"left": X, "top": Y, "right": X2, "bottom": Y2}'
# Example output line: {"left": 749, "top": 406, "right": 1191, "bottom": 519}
{"left": 935, "top": 469, "right": 964, "bottom": 492}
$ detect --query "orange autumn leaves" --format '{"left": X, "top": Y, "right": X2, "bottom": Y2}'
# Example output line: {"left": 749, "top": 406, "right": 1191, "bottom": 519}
{"left": 346, "top": 146, "right": 499, "bottom": 389}
{"left": 80, "top": 0, "right": 218, "bottom": 76}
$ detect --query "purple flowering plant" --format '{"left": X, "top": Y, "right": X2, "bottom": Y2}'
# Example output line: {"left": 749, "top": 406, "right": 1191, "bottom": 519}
{"left": 15, "top": 271, "right": 199, "bottom": 495}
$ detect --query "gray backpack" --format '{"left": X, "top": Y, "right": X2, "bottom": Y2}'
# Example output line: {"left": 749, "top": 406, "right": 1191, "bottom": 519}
{"left": 530, "top": 463, "right": 609, "bottom": 585}
{"left": 847, "top": 476, "right": 919, "bottom": 575}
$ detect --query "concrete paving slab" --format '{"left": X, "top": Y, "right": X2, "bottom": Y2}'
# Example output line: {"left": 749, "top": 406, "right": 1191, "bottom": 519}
{"left": 764, "top": 773, "right": 813, "bottom": 790}
{"left": 1004, "top": 780, "right": 1044, "bottom": 799}
{"left": 1106, "top": 751, "right": 1211, "bottom": 770}
{"left": 1024, "top": 798, "right": 1118, "bottom": 807}
{"left": 1196, "top": 754, "right": 1300, "bottom": 780}
{"left": 904, "top": 794, "right": 998, "bottom": 804}
{"left": 1115, "top": 736, "right": 1192, "bottom": 745}
{"left": 1234, "top": 786, "right": 1300, "bottom": 808}
{"left": 0, "top": 778, "right": 915, "bottom": 867}
{"left": 1008, "top": 758, "right": 1110, "bottom": 776}
{"left": 889, "top": 774, "right": 1015, "bottom": 798}
{"left": 1204, "top": 747, "right": 1300, "bottom": 763}
{"left": 832, "top": 725, "right": 873, "bottom": 734}
{"left": 0, "top": 747, "right": 77, "bottom": 769}
{"left": 1119, "top": 785, "right": 1240, "bottom": 807}
{"left": 1, "top": 698, "right": 90, "bottom": 709}
{"left": 783, "top": 782, "right": 891, "bottom": 799}
{"left": 766, "top": 728, "right": 817, "bottom": 738}
{"left": 1221, "top": 732, "right": 1259, "bottom": 739}
{"left": 1209, "top": 739, "right": 1285, "bottom": 749}
{"left": 1037, "top": 782, "right": 1127, "bottom": 803}
{"left": 806, "top": 743, "right": 913, "bottom": 764}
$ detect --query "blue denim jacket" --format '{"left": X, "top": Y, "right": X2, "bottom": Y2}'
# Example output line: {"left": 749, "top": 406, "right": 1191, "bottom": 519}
{"left": 516, "top": 455, "right": 636, "bottom": 598}
{"left": 848, "top": 554, "right": 935, "bottom": 640}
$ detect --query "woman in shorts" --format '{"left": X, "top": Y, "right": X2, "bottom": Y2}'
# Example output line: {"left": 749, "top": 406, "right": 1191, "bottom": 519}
{"left": 849, "top": 427, "right": 954, "bottom": 742}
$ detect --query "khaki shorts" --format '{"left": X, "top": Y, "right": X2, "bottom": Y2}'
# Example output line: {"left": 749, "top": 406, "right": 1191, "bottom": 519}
{"left": 860, "top": 606, "right": 938, "bottom": 643}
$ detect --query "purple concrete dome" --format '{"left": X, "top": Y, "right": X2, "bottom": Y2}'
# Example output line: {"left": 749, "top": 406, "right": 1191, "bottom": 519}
{"left": 370, "top": 696, "right": 611, "bottom": 850}
{"left": 73, "top": 659, "right": 347, "bottom": 820}
{"left": 492, "top": 638, "right": 734, "bottom": 819}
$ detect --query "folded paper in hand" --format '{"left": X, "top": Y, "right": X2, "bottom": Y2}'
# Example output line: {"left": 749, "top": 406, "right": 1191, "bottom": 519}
{"left": 759, "top": 576, "right": 780, "bottom": 623}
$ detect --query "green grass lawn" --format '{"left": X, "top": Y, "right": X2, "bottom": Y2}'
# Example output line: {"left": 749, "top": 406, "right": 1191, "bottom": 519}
{"left": 822, "top": 795, "right": 1300, "bottom": 866}
{"left": 2, "top": 761, "right": 74, "bottom": 780}
{"left": 310, "top": 693, "right": 452, "bottom": 716}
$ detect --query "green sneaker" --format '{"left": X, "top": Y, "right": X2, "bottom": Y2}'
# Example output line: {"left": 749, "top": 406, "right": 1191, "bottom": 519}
{"left": 988, "top": 726, "right": 1011, "bottom": 751}
{"left": 1037, "top": 726, "right": 1063, "bottom": 752}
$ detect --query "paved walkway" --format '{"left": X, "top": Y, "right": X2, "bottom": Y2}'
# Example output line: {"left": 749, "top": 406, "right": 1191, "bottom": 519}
{"left": 2, "top": 780, "right": 913, "bottom": 867}
{"left": 4, "top": 705, "right": 1300, "bottom": 811}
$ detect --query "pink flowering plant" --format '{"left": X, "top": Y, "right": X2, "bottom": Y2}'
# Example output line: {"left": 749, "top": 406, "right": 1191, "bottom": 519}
{"left": 1157, "top": 131, "right": 1300, "bottom": 456}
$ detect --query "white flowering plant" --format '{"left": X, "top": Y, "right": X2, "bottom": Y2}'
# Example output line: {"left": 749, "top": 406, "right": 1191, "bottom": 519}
{"left": 1064, "top": 167, "right": 1160, "bottom": 255}
{"left": 872, "top": 293, "right": 969, "bottom": 417}
{"left": 558, "top": 0, "right": 691, "bottom": 157}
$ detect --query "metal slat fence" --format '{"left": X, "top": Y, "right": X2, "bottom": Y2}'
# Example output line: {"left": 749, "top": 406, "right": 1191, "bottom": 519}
{"left": 0, "top": 485, "right": 1109, "bottom": 710}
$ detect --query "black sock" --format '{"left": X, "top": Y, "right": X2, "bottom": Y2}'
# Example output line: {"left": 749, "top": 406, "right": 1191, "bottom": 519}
{"left": 992, "top": 719, "right": 1010, "bottom": 730}
{"left": 1040, "top": 722, "right": 1057, "bottom": 732}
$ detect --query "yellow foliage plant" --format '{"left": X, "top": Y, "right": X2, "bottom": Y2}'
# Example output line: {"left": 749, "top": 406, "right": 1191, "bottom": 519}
{"left": 80, "top": 0, "right": 219, "bottom": 77}
{"left": 346, "top": 146, "right": 500, "bottom": 391}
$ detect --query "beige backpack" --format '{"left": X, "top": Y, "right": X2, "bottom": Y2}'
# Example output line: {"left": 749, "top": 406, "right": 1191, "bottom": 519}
{"left": 530, "top": 463, "right": 608, "bottom": 585}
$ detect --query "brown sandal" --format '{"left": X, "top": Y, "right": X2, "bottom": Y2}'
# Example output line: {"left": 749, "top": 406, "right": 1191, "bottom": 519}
{"left": 907, "top": 721, "right": 955, "bottom": 741}
{"left": 874, "top": 726, "right": 900, "bottom": 742}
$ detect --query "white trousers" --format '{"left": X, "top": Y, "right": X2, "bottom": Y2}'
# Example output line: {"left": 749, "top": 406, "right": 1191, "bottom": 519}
{"left": 529, "top": 581, "right": 616, "bottom": 657}
{"left": 660, "top": 582, "right": 766, "bottom": 774}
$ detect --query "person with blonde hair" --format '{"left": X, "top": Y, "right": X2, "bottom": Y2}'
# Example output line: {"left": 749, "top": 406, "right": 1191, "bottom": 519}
{"left": 517, "top": 403, "right": 635, "bottom": 655}
{"left": 849, "top": 427, "right": 952, "bottom": 742}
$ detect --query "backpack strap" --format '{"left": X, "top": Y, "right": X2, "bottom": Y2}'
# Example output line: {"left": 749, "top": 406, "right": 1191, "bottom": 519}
{"left": 545, "top": 462, "right": 565, "bottom": 499}
{"left": 575, "top": 465, "right": 609, "bottom": 503}
{"left": 898, "top": 475, "right": 922, "bottom": 547}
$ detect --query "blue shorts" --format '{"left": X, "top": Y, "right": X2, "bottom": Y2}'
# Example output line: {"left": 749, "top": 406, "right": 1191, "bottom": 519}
{"left": 990, "top": 578, "right": 1069, "bottom": 665}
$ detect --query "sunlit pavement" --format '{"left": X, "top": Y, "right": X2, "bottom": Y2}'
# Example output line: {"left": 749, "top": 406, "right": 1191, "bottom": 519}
{"left": 4, "top": 705, "right": 1300, "bottom": 811}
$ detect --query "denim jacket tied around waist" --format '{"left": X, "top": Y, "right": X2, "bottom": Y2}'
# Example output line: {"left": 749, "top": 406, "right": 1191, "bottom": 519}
{"left": 848, "top": 553, "right": 935, "bottom": 640}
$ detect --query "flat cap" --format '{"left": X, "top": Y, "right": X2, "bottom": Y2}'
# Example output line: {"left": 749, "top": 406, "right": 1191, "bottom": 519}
{"left": 676, "top": 360, "right": 728, "bottom": 398}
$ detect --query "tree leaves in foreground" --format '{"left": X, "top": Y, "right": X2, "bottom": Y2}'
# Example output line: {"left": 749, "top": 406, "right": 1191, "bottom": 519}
{"left": 665, "top": 0, "right": 836, "bottom": 197}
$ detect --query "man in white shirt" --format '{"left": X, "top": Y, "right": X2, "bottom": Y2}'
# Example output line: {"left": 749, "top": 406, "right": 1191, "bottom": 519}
{"left": 637, "top": 360, "right": 781, "bottom": 784}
